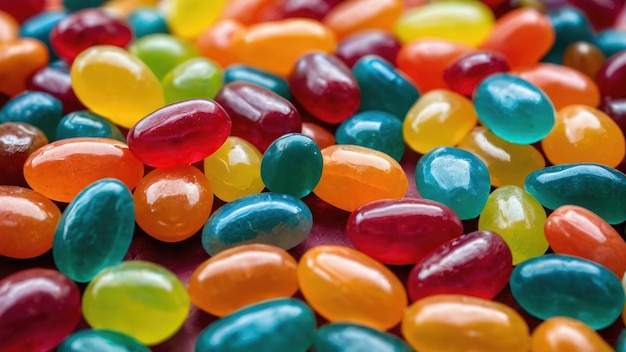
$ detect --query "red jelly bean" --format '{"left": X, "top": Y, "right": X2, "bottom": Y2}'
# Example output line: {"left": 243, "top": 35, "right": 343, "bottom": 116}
{"left": 289, "top": 52, "right": 361, "bottom": 124}
{"left": 0, "top": 122, "right": 48, "bottom": 187}
{"left": 443, "top": 51, "right": 510, "bottom": 98}
{"left": 335, "top": 30, "right": 402, "bottom": 68}
{"left": 216, "top": 82, "right": 302, "bottom": 152}
{"left": 346, "top": 198, "right": 464, "bottom": 265}
{"left": 407, "top": 231, "right": 513, "bottom": 302}
{"left": 600, "top": 97, "right": 626, "bottom": 135}
{"left": 27, "top": 66, "right": 85, "bottom": 114}
{"left": 127, "top": 99, "right": 231, "bottom": 168}
{"left": 279, "top": 0, "right": 343, "bottom": 21}
{"left": 596, "top": 50, "right": 626, "bottom": 99}
{"left": 568, "top": 0, "right": 624, "bottom": 31}
{"left": 0, "top": 0, "right": 45, "bottom": 23}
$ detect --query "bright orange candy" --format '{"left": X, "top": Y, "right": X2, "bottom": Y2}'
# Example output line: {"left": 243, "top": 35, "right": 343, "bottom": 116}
{"left": 479, "top": 8, "right": 554, "bottom": 68}
{"left": 23, "top": 138, "right": 145, "bottom": 203}
{"left": 188, "top": 244, "right": 299, "bottom": 317}
{"left": 322, "top": 0, "right": 403, "bottom": 40}
{"left": 0, "top": 186, "right": 61, "bottom": 259}
{"left": 530, "top": 317, "right": 614, "bottom": 352}
{"left": 219, "top": 0, "right": 281, "bottom": 25}
{"left": 301, "top": 122, "right": 335, "bottom": 149}
{"left": 297, "top": 245, "right": 407, "bottom": 330}
{"left": 0, "top": 38, "right": 48, "bottom": 96}
{"left": 0, "top": 10, "right": 18, "bottom": 44}
{"left": 195, "top": 19, "right": 245, "bottom": 68}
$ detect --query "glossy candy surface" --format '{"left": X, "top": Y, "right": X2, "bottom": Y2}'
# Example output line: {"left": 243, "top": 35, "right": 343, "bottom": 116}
{"left": 27, "top": 66, "right": 85, "bottom": 114}
{"left": 224, "top": 64, "right": 292, "bottom": 100}
{"left": 530, "top": 317, "right": 614, "bottom": 352}
{"left": 194, "top": 19, "right": 245, "bottom": 68}
{"left": 166, "top": 0, "right": 225, "bottom": 38}
{"left": 596, "top": 50, "right": 626, "bottom": 99}
{"left": 594, "top": 29, "right": 626, "bottom": 58}
{"left": 562, "top": 41, "right": 606, "bottom": 79}
{"left": 335, "top": 111, "right": 404, "bottom": 162}
{"left": 129, "top": 34, "right": 199, "bottom": 81}
{"left": 0, "top": 91, "right": 63, "bottom": 141}
{"left": 128, "top": 7, "right": 168, "bottom": 38}
{"left": 314, "top": 323, "right": 413, "bottom": 352}
{"left": 335, "top": 30, "right": 401, "bottom": 68}
{"left": 19, "top": 10, "right": 65, "bottom": 59}
{"left": 443, "top": 51, "right": 510, "bottom": 98}
{"left": 57, "top": 329, "right": 150, "bottom": 352}
{"left": 323, "top": 0, "right": 403, "bottom": 41}
{"left": 301, "top": 122, "right": 335, "bottom": 149}
{"left": 162, "top": 58, "right": 223, "bottom": 104}
{"left": 0, "top": 38, "right": 49, "bottom": 96}
{"left": 0, "top": 122, "right": 48, "bottom": 186}
{"left": 56, "top": 110, "right": 125, "bottom": 141}
{"left": 543, "top": 7, "right": 595, "bottom": 64}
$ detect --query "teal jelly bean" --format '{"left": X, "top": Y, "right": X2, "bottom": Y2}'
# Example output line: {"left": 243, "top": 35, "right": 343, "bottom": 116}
{"left": 195, "top": 298, "right": 316, "bottom": 352}
{"left": 416, "top": 147, "right": 490, "bottom": 220}
{"left": 260, "top": 133, "right": 323, "bottom": 198}
{"left": 0, "top": 92, "right": 63, "bottom": 141}
{"left": 202, "top": 192, "right": 313, "bottom": 256}
{"left": 62, "top": 0, "right": 107, "bottom": 12}
{"left": 56, "top": 110, "right": 126, "bottom": 142}
{"left": 53, "top": 179, "right": 135, "bottom": 283}
{"left": 57, "top": 329, "right": 149, "bottom": 352}
{"left": 543, "top": 6, "right": 595, "bottom": 63}
{"left": 352, "top": 55, "right": 419, "bottom": 120}
{"left": 594, "top": 29, "right": 626, "bottom": 58}
{"left": 224, "top": 65, "right": 292, "bottom": 100}
{"left": 128, "top": 7, "right": 169, "bottom": 38}
{"left": 19, "top": 11, "right": 66, "bottom": 60}
{"left": 473, "top": 73, "right": 555, "bottom": 144}
{"left": 617, "top": 329, "right": 626, "bottom": 352}
{"left": 162, "top": 58, "right": 223, "bottom": 103}
{"left": 510, "top": 254, "right": 625, "bottom": 330}
{"left": 524, "top": 163, "right": 626, "bottom": 225}
{"left": 335, "top": 111, "right": 404, "bottom": 162}
{"left": 314, "top": 323, "right": 413, "bottom": 352}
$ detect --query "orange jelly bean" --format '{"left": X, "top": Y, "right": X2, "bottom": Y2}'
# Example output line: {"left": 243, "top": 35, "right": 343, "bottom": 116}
{"left": 0, "top": 38, "right": 48, "bottom": 96}
{"left": 402, "top": 294, "right": 531, "bottom": 352}
{"left": 298, "top": 245, "right": 407, "bottom": 330}
{"left": 194, "top": 19, "right": 245, "bottom": 68}
{"left": 530, "top": 317, "right": 614, "bottom": 352}
{"left": 322, "top": 0, "right": 403, "bottom": 40}
{"left": 220, "top": 0, "right": 281, "bottom": 25}
{"left": 313, "top": 145, "right": 408, "bottom": 212}
{"left": 0, "top": 186, "right": 61, "bottom": 259}
{"left": 0, "top": 10, "right": 18, "bottom": 44}
{"left": 563, "top": 41, "right": 606, "bottom": 79}
{"left": 188, "top": 244, "right": 298, "bottom": 317}
{"left": 23, "top": 138, "right": 144, "bottom": 203}
{"left": 301, "top": 122, "right": 336, "bottom": 149}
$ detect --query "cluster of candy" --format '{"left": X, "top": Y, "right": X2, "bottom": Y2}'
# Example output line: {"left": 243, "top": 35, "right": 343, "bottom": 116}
{"left": 2, "top": 0, "right": 626, "bottom": 351}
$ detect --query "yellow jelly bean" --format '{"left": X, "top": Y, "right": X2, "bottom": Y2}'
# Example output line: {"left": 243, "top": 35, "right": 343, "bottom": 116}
{"left": 165, "top": 0, "right": 227, "bottom": 39}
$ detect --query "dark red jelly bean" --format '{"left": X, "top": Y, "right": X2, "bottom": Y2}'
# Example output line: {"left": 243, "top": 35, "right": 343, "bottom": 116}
{"left": 0, "top": 0, "right": 45, "bottom": 22}
{"left": 568, "top": 0, "right": 623, "bottom": 31}
{"left": 127, "top": 99, "right": 231, "bottom": 168}
{"left": 600, "top": 97, "right": 626, "bottom": 135}
{"left": 407, "top": 230, "right": 513, "bottom": 302}
{"left": 27, "top": 66, "right": 85, "bottom": 114}
{"left": 0, "top": 122, "right": 48, "bottom": 187}
{"left": 443, "top": 51, "right": 510, "bottom": 97}
{"left": 289, "top": 52, "right": 361, "bottom": 124}
{"left": 596, "top": 50, "right": 626, "bottom": 99}
{"left": 215, "top": 81, "right": 302, "bottom": 152}
{"left": 346, "top": 198, "right": 464, "bottom": 265}
{"left": 279, "top": 0, "right": 343, "bottom": 21}
{"left": 335, "top": 30, "right": 402, "bottom": 68}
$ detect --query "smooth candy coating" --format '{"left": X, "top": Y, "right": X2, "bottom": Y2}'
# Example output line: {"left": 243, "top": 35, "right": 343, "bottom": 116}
{"left": 62, "top": 0, "right": 107, "bottom": 12}
{"left": 162, "top": 58, "right": 223, "bottom": 104}
{"left": 0, "top": 268, "right": 81, "bottom": 352}
{"left": 127, "top": 99, "right": 231, "bottom": 168}
{"left": 194, "top": 298, "right": 316, "bottom": 352}
{"left": 301, "top": 122, "right": 335, "bottom": 149}
{"left": 224, "top": 64, "right": 292, "bottom": 100}
{"left": 166, "top": 0, "right": 225, "bottom": 38}
{"left": 0, "top": 122, "right": 48, "bottom": 187}
{"left": 335, "top": 30, "right": 401, "bottom": 68}
{"left": 543, "top": 7, "right": 594, "bottom": 64}
{"left": 219, "top": 0, "right": 282, "bottom": 25}
{"left": 279, "top": 0, "right": 343, "bottom": 20}
{"left": 531, "top": 317, "right": 614, "bottom": 352}
{"left": 19, "top": 10, "right": 65, "bottom": 59}
{"left": 129, "top": 34, "right": 199, "bottom": 81}
{"left": 402, "top": 294, "right": 530, "bottom": 352}
{"left": 314, "top": 323, "right": 413, "bottom": 352}
{"left": 82, "top": 261, "right": 190, "bottom": 345}
{"left": 297, "top": 245, "right": 407, "bottom": 330}
{"left": 335, "top": 111, "right": 404, "bottom": 162}
{"left": 56, "top": 110, "right": 125, "bottom": 142}
{"left": 313, "top": 144, "right": 408, "bottom": 212}
{"left": 194, "top": 19, "right": 245, "bottom": 68}
{"left": 0, "top": 91, "right": 63, "bottom": 141}
{"left": 0, "top": 38, "right": 49, "bottom": 96}
{"left": 569, "top": 0, "right": 622, "bottom": 31}
{"left": 202, "top": 193, "right": 312, "bottom": 255}
{"left": 0, "top": 8, "right": 18, "bottom": 42}
{"left": 525, "top": 163, "right": 626, "bottom": 225}
{"left": 323, "top": 0, "right": 403, "bottom": 40}
{"left": 596, "top": 50, "right": 626, "bottom": 99}
{"left": 510, "top": 254, "right": 625, "bottom": 330}
{"left": 128, "top": 7, "right": 169, "bottom": 38}
{"left": 27, "top": 66, "right": 85, "bottom": 114}
{"left": 601, "top": 97, "right": 626, "bottom": 135}
{"left": 443, "top": 51, "right": 510, "bottom": 98}
{"left": 188, "top": 244, "right": 299, "bottom": 317}
{"left": 594, "top": 29, "right": 626, "bottom": 59}
{"left": 57, "top": 329, "right": 149, "bottom": 352}
{"left": 479, "top": 185, "right": 548, "bottom": 264}
{"left": 23, "top": 137, "right": 144, "bottom": 203}
{"left": 619, "top": 330, "right": 626, "bottom": 352}
{"left": 562, "top": 41, "right": 606, "bottom": 79}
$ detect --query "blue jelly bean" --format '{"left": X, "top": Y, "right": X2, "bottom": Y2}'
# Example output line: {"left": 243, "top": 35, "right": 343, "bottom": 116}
{"left": 53, "top": 179, "right": 135, "bottom": 283}
{"left": 473, "top": 73, "right": 555, "bottom": 144}
{"left": 202, "top": 193, "right": 313, "bottom": 256}
{"left": 56, "top": 110, "right": 126, "bottom": 142}
{"left": 128, "top": 7, "right": 169, "bottom": 38}
{"left": 260, "top": 133, "right": 323, "bottom": 198}
{"left": 224, "top": 65, "right": 292, "bottom": 100}
{"left": 617, "top": 329, "right": 626, "bottom": 352}
{"left": 314, "top": 323, "right": 413, "bottom": 352}
{"left": 352, "top": 55, "right": 419, "bottom": 120}
{"left": 594, "top": 29, "right": 626, "bottom": 59}
{"left": 195, "top": 298, "right": 316, "bottom": 352}
{"left": 0, "top": 92, "right": 63, "bottom": 141}
{"left": 525, "top": 163, "right": 626, "bottom": 224}
{"left": 416, "top": 146, "right": 490, "bottom": 220}
{"left": 510, "top": 254, "right": 624, "bottom": 330}
{"left": 57, "top": 329, "right": 149, "bottom": 352}
{"left": 335, "top": 111, "right": 404, "bottom": 162}
{"left": 62, "top": 0, "right": 107, "bottom": 12}
{"left": 543, "top": 6, "right": 595, "bottom": 64}
{"left": 19, "top": 11, "right": 66, "bottom": 60}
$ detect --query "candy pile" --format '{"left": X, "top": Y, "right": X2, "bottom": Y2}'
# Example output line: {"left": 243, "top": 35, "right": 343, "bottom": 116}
{"left": 2, "top": 0, "right": 626, "bottom": 351}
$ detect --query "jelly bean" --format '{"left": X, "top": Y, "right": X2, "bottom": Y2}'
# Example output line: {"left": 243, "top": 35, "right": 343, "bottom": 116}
{"left": 103, "top": 0, "right": 161, "bottom": 18}
{"left": 202, "top": 192, "right": 312, "bottom": 255}
{"left": 324, "top": 0, "right": 404, "bottom": 41}
{"left": 53, "top": 179, "right": 134, "bottom": 282}
{"left": 50, "top": 9, "right": 132, "bottom": 63}
{"left": 352, "top": 55, "right": 419, "bottom": 120}
{"left": 403, "top": 89, "right": 477, "bottom": 154}
{"left": 542, "top": 105, "right": 625, "bottom": 167}
{"left": 562, "top": 41, "right": 606, "bottom": 79}
{"left": 511, "top": 254, "right": 625, "bottom": 330}
{"left": 313, "top": 145, "right": 408, "bottom": 212}
{"left": 402, "top": 294, "right": 530, "bottom": 352}
{"left": 261, "top": 133, "right": 323, "bottom": 198}
{"left": 216, "top": 82, "right": 301, "bottom": 152}
{"left": 594, "top": 29, "right": 626, "bottom": 58}
{"left": 82, "top": 261, "right": 190, "bottom": 345}
{"left": 336, "top": 111, "right": 403, "bottom": 162}
{"left": 203, "top": 136, "right": 265, "bottom": 202}
{"left": 162, "top": 58, "right": 223, "bottom": 103}
{"left": 23, "top": 137, "right": 144, "bottom": 203}
{"left": 478, "top": 185, "right": 548, "bottom": 264}
{"left": 335, "top": 30, "right": 401, "bottom": 68}
{"left": 70, "top": 45, "right": 165, "bottom": 129}
{"left": 134, "top": 165, "right": 213, "bottom": 243}
{"left": 543, "top": 7, "right": 595, "bottom": 64}
{"left": 600, "top": 97, "right": 626, "bottom": 135}
{"left": 0, "top": 0, "right": 46, "bottom": 23}
{"left": 0, "top": 268, "right": 81, "bottom": 351}
{"left": 188, "top": 244, "right": 299, "bottom": 317}
{"left": 27, "top": 66, "right": 85, "bottom": 114}
{"left": 128, "top": 7, "right": 168, "bottom": 38}
{"left": 314, "top": 323, "right": 413, "bottom": 352}
{"left": 166, "top": 0, "right": 225, "bottom": 38}
{"left": 416, "top": 147, "right": 491, "bottom": 220}
{"left": 346, "top": 198, "right": 463, "bottom": 265}
{"left": 531, "top": 317, "right": 614, "bottom": 352}
{"left": 408, "top": 231, "right": 512, "bottom": 301}
{"left": 56, "top": 110, "right": 125, "bottom": 141}
{"left": 232, "top": 18, "right": 336, "bottom": 76}
{"left": 473, "top": 73, "right": 555, "bottom": 144}
{"left": 219, "top": 0, "right": 281, "bottom": 25}
{"left": 0, "top": 38, "right": 49, "bottom": 96}
{"left": 129, "top": 33, "right": 199, "bottom": 81}
{"left": 619, "top": 329, "right": 626, "bottom": 352}
{"left": 301, "top": 122, "right": 335, "bottom": 149}
{"left": 19, "top": 10, "right": 65, "bottom": 59}
{"left": 289, "top": 52, "right": 360, "bottom": 124}
{"left": 195, "top": 298, "right": 316, "bottom": 352}
{"left": 298, "top": 245, "right": 407, "bottom": 330}
{"left": 443, "top": 51, "right": 510, "bottom": 98}
{"left": 57, "top": 329, "right": 149, "bottom": 352}
{"left": 524, "top": 163, "right": 626, "bottom": 225}
{"left": 0, "top": 9, "right": 18, "bottom": 43}
{"left": 0, "top": 122, "right": 48, "bottom": 187}
{"left": 62, "top": 0, "right": 106, "bottom": 12}
{"left": 568, "top": 0, "right": 623, "bottom": 31}
{"left": 279, "top": 0, "right": 343, "bottom": 21}
{"left": 0, "top": 91, "right": 63, "bottom": 141}
{"left": 224, "top": 64, "right": 292, "bottom": 100}
{"left": 479, "top": 8, "right": 554, "bottom": 68}
{"left": 597, "top": 50, "right": 626, "bottom": 99}
{"left": 458, "top": 127, "right": 545, "bottom": 188}
{"left": 194, "top": 19, "right": 245, "bottom": 68}
{"left": 394, "top": 0, "right": 494, "bottom": 47}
